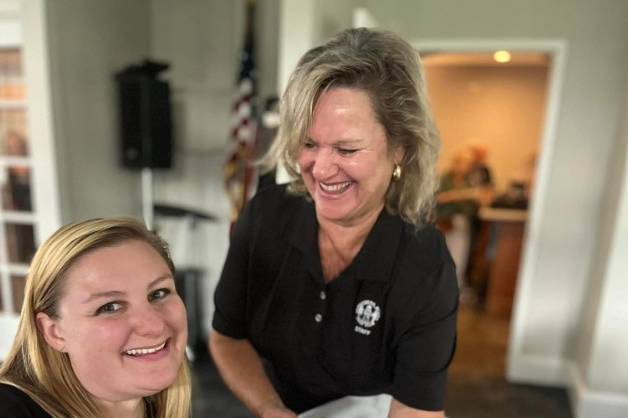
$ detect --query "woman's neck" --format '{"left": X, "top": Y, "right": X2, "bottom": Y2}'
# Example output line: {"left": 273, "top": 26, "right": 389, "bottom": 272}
{"left": 96, "top": 397, "right": 144, "bottom": 418}
{"left": 317, "top": 206, "right": 383, "bottom": 282}
{"left": 318, "top": 207, "right": 381, "bottom": 242}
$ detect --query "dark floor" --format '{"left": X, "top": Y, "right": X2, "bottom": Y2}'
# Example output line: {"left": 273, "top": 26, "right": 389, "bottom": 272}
{"left": 443, "top": 305, "right": 572, "bottom": 418}
{"left": 191, "top": 359, "right": 250, "bottom": 417}
{"left": 191, "top": 305, "right": 573, "bottom": 417}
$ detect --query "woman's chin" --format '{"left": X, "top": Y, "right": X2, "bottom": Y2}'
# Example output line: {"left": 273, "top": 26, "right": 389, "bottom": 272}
{"left": 135, "top": 370, "right": 180, "bottom": 396}
{"left": 315, "top": 204, "right": 355, "bottom": 224}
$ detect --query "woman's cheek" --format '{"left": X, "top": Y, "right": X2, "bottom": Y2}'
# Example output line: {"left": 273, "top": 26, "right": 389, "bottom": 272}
{"left": 90, "top": 319, "right": 128, "bottom": 343}
{"left": 167, "top": 297, "right": 188, "bottom": 326}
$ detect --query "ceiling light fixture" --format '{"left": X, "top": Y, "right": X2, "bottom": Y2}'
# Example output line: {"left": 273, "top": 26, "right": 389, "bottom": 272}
{"left": 494, "top": 50, "right": 511, "bottom": 63}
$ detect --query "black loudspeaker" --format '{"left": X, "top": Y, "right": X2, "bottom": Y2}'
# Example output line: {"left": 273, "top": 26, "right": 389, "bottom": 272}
{"left": 115, "top": 60, "right": 173, "bottom": 169}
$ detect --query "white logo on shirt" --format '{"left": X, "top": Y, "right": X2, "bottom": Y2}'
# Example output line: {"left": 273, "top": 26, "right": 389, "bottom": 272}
{"left": 354, "top": 299, "right": 381, "bottom": 335}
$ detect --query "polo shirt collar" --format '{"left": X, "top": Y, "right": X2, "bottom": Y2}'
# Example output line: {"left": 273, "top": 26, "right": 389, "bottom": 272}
{"left": 287, "top": 197, "right": 324, "bottom": 282}
{"left": 352, "top": 208, "right": 403, "bottom": 282}
{"left": 287, "top": 197, "right": 403, "bottom": 284}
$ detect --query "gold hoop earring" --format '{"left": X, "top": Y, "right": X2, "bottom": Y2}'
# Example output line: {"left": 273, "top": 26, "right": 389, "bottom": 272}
{"left": 393, "top": 164, "right": 402, "bottom": 180}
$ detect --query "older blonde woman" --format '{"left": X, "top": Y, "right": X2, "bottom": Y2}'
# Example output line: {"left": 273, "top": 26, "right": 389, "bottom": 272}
{"left": 0, "top": 218, "right": 191, "bottom": 418}
{"left": 210, "top": 28, "right": 458, "bottom": 418}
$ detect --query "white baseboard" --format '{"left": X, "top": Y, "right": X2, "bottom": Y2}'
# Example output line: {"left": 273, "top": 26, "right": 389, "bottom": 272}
{"left": 567, "top": 363, "right": 628, "bottom": 418}
{"left": 509, "top": 355, "right": 628, "bottom": 417}
{"left": 507, "top": 353, "right": 570, "bottom": 386}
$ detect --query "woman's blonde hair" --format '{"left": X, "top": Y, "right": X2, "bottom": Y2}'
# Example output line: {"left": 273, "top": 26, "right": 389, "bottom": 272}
{"left": 0, "top": 218, "right": 191, "bottom": 418}
{"left": 263, "top": 28, "right": 441, "bottom": 225}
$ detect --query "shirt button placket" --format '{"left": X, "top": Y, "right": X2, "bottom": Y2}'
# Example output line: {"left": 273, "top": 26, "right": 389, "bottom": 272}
{"left": 314, "top": 289, "right": 327, "bottom": 324}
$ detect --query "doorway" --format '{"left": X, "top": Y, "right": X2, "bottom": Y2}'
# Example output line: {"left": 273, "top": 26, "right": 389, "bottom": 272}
{"left": 417, "top": 45, "right": 570, "bottom": 417}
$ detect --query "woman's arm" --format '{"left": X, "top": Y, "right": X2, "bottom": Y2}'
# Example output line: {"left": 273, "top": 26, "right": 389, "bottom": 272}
{"left": 209, "top": 330, "right": 297, "bottom": 418}
{"left": 388, "top": 398, "right": 445, "bottom": 418}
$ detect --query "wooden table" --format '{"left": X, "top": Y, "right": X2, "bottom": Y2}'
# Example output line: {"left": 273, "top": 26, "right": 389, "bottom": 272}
{"left": 478, "top": 208, "right": 527, "bottom": 317}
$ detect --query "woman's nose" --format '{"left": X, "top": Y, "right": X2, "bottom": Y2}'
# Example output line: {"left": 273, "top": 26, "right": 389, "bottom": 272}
{"left": 132, "top": 305, "right": 166, "bottom": 336}
{"left": 312, "top": 149, "right": 338, "bottom": 179}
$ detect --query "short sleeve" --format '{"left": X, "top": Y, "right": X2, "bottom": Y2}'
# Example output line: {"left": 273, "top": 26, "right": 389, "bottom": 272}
{"left": 212, "top": 199, "right": 256, "bottom": 339}
{"left": 391, "top": 259, "right": 458, "bottom": 411}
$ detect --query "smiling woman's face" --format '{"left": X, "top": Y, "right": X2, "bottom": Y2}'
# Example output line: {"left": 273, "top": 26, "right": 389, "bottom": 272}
{"left": 38, "top": 239, "right": 187, "bottom": 404}
{"left": 297, "top": 87, "right": 399, "bottom": 226}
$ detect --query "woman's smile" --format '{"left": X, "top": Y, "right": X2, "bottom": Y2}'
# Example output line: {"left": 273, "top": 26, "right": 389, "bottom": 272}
{"left": 318, "top": 180, "right": 354, "bottom": 195}
{"left": 123, "top": 339, "right": 169, "bottom": 358}
{"left": 298, "top": 87, "right": 397, "bottom": 225}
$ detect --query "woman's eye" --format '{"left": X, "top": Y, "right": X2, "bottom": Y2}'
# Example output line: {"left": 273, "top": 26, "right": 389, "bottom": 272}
{"left": 338, "top": 148, "right": 357, "bottom": 156}
{"left": 96, "top": 302, "right": 122, "bottom": 315}
{"left": 303, "top": 140, "right": 316, "bottom": 149}
{"left": 149, "top": 288, "right": 171, "bottom": 302}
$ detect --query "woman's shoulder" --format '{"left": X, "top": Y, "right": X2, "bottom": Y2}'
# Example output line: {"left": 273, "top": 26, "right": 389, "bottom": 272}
{"left": 0, "top": 384, "right": 52, "bottom": 418}
{"left": 392, "top": 222, "right": 457, "bottom": 294}
{"left": 249, "top": 182, "right": 303, "bottom": 210}
{"left": 389, "top": 223, "right": 458, "bottom": 326}
{"left": 401, "top": 223, "right": 453, "bottom": 269}
{"left": 244, "top": 182, "right": 308, "bottom": 228}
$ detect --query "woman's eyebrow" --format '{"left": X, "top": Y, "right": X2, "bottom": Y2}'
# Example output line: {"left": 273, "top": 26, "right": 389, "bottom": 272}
{"left": 81, "top": 274, "right": 173, "bottom": 304}
{"left": 304, "top": 137, "right": 363, "bottom": 146}
{"left": 147, "top": 274, "right": 174, "bottom": 289}
{"left": 82, "top": 290, "right": 125, "bottom": 304}
{"left": 335, "top": 139, "right": 363, "bottom": 146}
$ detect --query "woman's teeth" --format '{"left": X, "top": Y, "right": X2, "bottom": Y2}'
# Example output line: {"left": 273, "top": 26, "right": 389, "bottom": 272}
{"left": 320, "top": 181, "right": 352, "bottom": 193}
{"left": 125, "top": 341, "right": 166, "bottom": 356}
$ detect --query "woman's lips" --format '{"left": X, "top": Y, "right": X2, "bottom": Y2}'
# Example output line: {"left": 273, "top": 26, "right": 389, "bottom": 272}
{"left": 318, "top": 181, "right": 353, "bottom": 195}
{"left": 123, "top": 339, "right": 170, "bottom": 360}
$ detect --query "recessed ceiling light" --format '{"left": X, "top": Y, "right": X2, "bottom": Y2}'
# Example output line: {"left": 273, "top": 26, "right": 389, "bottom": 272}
{"left": 494, "top": 50, "right": 511, "bottom": 63}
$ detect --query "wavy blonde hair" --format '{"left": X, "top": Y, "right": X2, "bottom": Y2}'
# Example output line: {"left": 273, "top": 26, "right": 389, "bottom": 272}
{"left": 0, "top": 218, "right": 191, "bottom": 418}
{"left": 263, "top": 28, "right": 440, "bottom": 225}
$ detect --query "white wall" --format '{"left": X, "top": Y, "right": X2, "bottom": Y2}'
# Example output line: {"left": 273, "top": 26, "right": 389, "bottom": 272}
{"left": 44, "top": 0, "right": 151, "bottom": 222}
{"left": 149, "top": 0, "right": 237, "bottom": 336}
{"left": 277, "top": 0, "right": 359, "bottom": 93}
{"left": 568, "top": 79, "right": 628, "bottom": 418}
{"left": 150, "top": 0, "right": 280, "bottom": 335}
{"left": 587, "top": 99, "right": 628, "bottom": 392}
{"left": 358, "top": 0, "right": 628, "bottom": 415}
{"left": 312, "top": 0, "right": 360, "bottom": 44}
{"left": 150, "top": 0, "right": 237, "bottom": 152}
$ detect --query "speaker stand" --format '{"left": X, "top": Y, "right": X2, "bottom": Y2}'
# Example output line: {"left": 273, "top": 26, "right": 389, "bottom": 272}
{"left": 142, "top": 167, "right": 154, "bottom": 229}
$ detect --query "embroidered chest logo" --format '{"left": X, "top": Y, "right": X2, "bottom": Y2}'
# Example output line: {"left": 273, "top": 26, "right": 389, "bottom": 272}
{"left": 354, "top": 299, "right": 381, "bottom": 335}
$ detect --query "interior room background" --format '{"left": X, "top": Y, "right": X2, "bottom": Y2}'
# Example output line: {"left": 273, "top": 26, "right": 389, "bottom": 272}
{"left": 1, "top": 1, "right": 627, "bottom": 417}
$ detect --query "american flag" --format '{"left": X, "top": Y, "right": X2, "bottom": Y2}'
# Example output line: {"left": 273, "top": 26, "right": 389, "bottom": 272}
{"left": 224, "top": 0, "right": 258, "bottom": 231}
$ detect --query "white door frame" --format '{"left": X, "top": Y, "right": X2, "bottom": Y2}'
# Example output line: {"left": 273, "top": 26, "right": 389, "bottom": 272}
{"left": 0, "top": 0, "right": 62, "bottom": 360}
{"left": 409, "top": 38, "right": 568, "bottom": 382}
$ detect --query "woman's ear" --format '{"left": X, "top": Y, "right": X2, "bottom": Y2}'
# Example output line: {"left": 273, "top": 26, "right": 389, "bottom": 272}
{"left": 393, "top": 146, "right": 405, "bottom": 166}
{"left": 36, "top": 312, "right": 66, "bottom": 352}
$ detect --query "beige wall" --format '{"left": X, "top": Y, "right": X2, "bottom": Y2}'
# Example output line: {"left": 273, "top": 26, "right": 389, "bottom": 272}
{"left": 45, "top": 0, "right": 150, "bottom": 222}
{"left": 425, "top": 63, "right": 548, "bottom": 192}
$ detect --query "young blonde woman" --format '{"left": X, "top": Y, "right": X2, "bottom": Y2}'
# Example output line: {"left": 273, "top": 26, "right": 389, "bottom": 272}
{"left": 0, "top": 218, "right": 191, "bottom": 418}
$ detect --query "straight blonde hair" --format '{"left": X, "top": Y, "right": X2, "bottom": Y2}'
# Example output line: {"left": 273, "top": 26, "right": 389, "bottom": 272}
{"left": 0, "top": 218, "right": 191, "bottom": 418}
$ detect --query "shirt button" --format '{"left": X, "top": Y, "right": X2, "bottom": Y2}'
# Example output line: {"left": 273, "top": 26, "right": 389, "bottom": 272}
{"left": 320, "top": 291, "right": 326, "bottom": 300}
{"left": 314, "top": 313, "right": 322, "bottom": 323}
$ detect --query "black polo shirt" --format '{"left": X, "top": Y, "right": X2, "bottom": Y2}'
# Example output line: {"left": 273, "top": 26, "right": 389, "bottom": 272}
{"left": 0, "top": 384, "right": 52, "bottom": 418}
{"left": 213, "top": 184, "right": 458, "bottom": 413}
